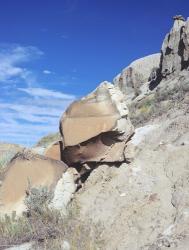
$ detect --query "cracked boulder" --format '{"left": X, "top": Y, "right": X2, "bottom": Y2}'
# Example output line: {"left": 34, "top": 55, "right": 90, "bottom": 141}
{"left": 60, "top": 82, "right": 134, "bottom": 166}
{"left": 0, "top": 151, "right": 67, "bottom": 216}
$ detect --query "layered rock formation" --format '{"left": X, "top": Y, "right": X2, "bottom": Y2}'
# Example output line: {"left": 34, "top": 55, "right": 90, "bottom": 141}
{"left": 60, "top": 82, "right": 134, "bottom": 170}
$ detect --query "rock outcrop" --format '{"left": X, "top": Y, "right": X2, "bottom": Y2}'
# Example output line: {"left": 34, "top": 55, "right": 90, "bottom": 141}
{"left": 113, "top": 53, "right": 161, "bottom": 100}
{"left": 160, "top": 15, "right": 189, "bottom": 76}
{"left": 113, "top": 15, "right": 189, "bottom": 100}
{"left": 60, "top": 81, "right": 134, "bottom": 168}
{"left": 148, "top": 15, "right": 189, "bottom": 91}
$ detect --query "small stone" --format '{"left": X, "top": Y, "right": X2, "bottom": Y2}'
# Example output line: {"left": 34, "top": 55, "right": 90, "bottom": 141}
{"left": 62, "top": 240, "right": 71, "bottom": 250}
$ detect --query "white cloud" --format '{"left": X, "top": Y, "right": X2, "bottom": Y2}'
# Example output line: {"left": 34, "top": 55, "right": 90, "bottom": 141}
{"left": 0, "top": 91, "right": 76, "bottom": 146}
{"left": 0, "top": 44, "right": 77, "bottom": 146}
{"left": 0, "top": 44, "right": 43, "bottom": 84}
{"left": 18, "top": 87, "right": 76, "bottom": 100}
{"left": 43, "top": 69, "right": 52, "bottom": 74}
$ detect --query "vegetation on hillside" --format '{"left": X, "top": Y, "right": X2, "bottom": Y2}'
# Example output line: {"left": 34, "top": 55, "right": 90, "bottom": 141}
{"left": 129, "top": 78, "right": 189, "bottom": 127}
{"left": 0, "top": 185, "right": 104, "bottom": 250}
{"left": 35, "top": 132, "right": 61, "bottom": 148}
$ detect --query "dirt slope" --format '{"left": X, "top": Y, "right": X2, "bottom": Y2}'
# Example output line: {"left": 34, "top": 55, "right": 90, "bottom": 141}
{"left": 71, "top": 104, "right": 189, "bottom": 249}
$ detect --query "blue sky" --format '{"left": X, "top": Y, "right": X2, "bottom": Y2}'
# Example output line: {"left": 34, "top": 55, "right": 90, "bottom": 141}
{"left": 0, "top": 0, "right": 188, "bottom": 146}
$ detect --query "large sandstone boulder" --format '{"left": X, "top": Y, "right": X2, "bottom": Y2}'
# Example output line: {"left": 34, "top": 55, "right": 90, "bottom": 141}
{"left": 0, "top": 151, "right": 67, "bottom": 215}
{"left": 60, "top": 82, "right": 134, "bottom": 166}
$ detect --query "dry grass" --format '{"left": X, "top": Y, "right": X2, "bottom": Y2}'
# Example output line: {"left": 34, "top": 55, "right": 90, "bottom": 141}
{"left": 129, "top": 79, "right": 189, "bottom": 127}
{"left": 0, "top": 186, "right": 63, "bottom": 249}
{"left": 0, "top": 187, "right": 104, "bottom": 250}
{"left": 62, "top": 202, "right": 105, "bottom": 250}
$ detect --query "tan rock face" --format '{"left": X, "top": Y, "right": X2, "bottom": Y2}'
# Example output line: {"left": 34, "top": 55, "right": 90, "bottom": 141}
{"left": 60, "top": 84, "right": 120, "bottom": 147}
{"left": 0, "top": 151, "right": 67, "bottom": 215}
{"left": 60, "top": 82, "right": 134, "bottom": 166}
{"left": 44, "top": 141, "right": 63, "bottom": 161}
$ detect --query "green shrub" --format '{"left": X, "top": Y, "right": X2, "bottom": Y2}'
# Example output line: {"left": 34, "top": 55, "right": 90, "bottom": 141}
{"left": 24, "top": 185, "right": 53, "bottom": 216}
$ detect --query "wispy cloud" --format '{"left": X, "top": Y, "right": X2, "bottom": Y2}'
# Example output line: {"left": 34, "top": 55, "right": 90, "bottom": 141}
{"left": 0, "top": 44, "right": 43, "bottom": 84}
{"left": 0, "top": 44, "right": 76, "bottom": 146}
{"left": 0, "top": 90, "right": 76, "bottom": 146}
{"left": 43, "top": 69, "right": 52, "bottom": 74}
{"left": 18, "top": 87, "right": 76, "bottom": 100}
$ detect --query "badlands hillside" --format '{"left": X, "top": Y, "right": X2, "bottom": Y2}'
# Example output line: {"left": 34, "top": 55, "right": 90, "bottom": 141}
{"left": 0, "top": 15, "right": 189, "bottom": 250}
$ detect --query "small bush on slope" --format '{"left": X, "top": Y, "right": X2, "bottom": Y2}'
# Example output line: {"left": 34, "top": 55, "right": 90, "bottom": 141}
{"left": 24, "top": 185, "right": 53, "bottom": 215}
{"left": 129, "top": 79, "right": 189, "bottom": 127}
{"left": 0, "top": 186, "right": 63, "bottom": 249}
{"left": 0, "top": 186, "right": 104, "bottom": 250}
